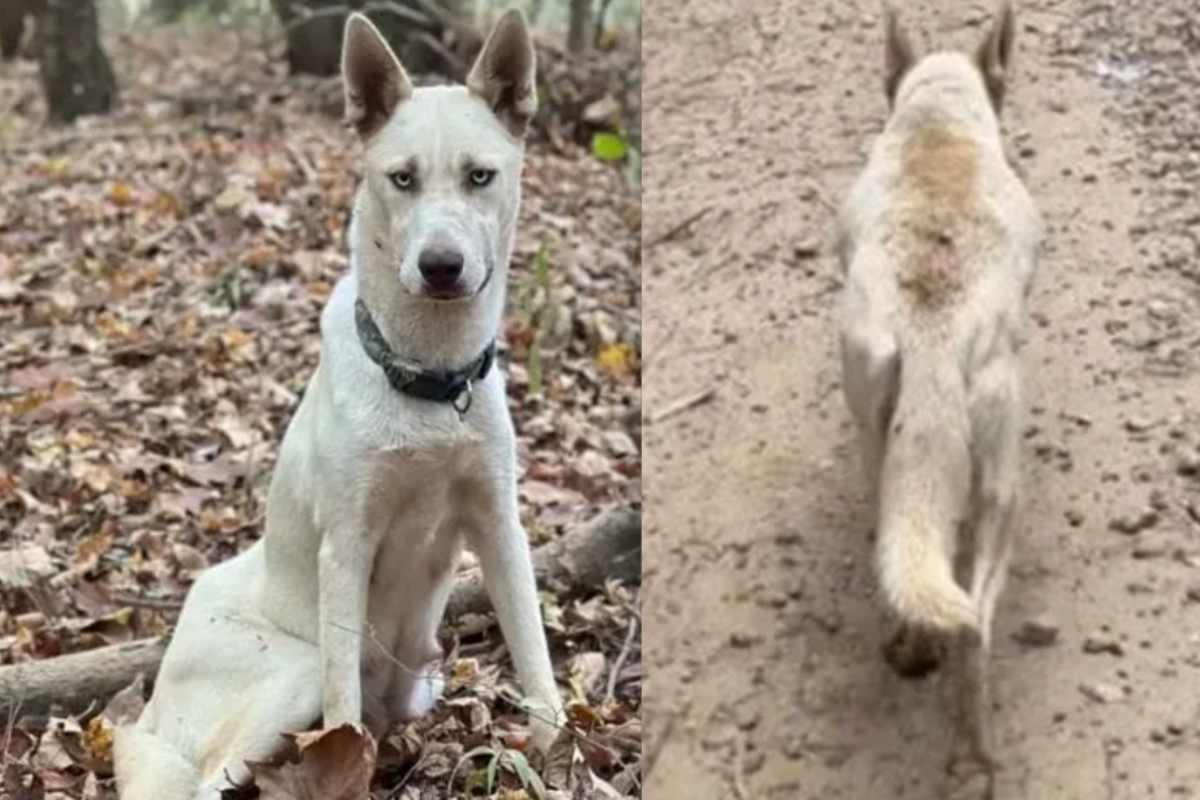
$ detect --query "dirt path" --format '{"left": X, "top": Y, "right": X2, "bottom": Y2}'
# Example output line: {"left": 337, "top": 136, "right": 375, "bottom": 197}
{"left": 642, "top": 1, "right": 1200, "bottom": 798}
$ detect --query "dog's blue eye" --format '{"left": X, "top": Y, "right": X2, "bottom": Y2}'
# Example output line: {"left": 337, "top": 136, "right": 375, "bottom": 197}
{"left": 469, "top": 169, "right": 496, "bottom": 188}
{"left": 389, "top": 171, "right": 415, "bottom": 190}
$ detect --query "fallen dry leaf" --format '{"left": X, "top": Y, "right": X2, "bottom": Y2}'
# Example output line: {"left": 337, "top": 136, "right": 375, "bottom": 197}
{"left": 0, "top": 9, "right": 640, "bottom": 798}
{"left": 248, "top": 724, "right": 377, "bottom": 800}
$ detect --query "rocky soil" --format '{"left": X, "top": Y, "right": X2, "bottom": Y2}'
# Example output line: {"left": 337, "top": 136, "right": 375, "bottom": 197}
{"left": 642, "top": 1, "right": 1200, "bottom": 798}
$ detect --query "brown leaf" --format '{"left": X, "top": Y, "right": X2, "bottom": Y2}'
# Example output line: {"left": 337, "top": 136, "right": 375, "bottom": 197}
{"left": 0, "top": 546, "right": 57, "bottom": 590}
{"left": 102, "top": 674, "right": 147, "bottom": 728}
{"left": 568, "top": 652, "right": 607, "bottom": 702}
{"left": 249, "top": 724, "right": 376, "bottom": 800}
{"left": 172, "top": 543, "right": 208, "bottom": 574}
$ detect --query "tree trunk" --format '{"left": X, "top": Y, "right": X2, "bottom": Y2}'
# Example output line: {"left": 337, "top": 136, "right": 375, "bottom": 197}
{"left": 272, "top": 0, "right": 345, "bottom": 76}
{"left": 0, "top": 507, "right": 640, "bottom": 720}
{"left": 37, "top": 0, "right": 116, "bottom": 124}
{"left": 567, "top": 0, "right": 591, "bottom": 54}
{"left": 152, "top": 0, "right": 194, "bottom": 22}
{"left": 593, "top": 0, "right": 614, "bottom": 47}
{"left": 526, "top": 0, "right": 545, "bottom": 26}
{"left": 0, "top": 0, "right": 42, "bottom": 60}
{"left": 0, "top": 1, "right": 26, "bottom": 60}
{"left": 272, "top": 0, "right": 471, "bottom": 79}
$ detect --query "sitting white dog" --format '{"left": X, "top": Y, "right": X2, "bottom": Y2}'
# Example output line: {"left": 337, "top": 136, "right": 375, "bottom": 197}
{"left": 114, "top": 10, "right": 564, "bottom": 798}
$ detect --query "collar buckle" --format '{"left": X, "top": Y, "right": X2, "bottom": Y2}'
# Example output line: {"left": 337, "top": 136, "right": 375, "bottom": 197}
{"left": 450, "top": 378, "right": 473, "bottom": 421}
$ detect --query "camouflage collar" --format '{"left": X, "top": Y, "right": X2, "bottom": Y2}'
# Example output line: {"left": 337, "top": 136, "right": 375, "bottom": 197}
{"left": 354, "top": 298, "right": 495, "bottom": 419}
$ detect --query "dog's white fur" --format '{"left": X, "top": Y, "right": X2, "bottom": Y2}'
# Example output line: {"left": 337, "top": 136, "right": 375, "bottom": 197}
{"left": 113, "top": 11, "right": 563, "bottom": 799}
{"left": 837, "top": 2, "right": 1039, "bottom": 790}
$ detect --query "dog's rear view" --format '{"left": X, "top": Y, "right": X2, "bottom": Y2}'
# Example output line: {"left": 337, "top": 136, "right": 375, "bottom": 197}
{"left": 837, "top": 2, "right": 1041, "bottom": 793}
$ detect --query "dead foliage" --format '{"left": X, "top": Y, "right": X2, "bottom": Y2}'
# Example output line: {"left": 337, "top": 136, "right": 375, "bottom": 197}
{"left": 0, "top": 18, "right": 641, "bottom": 800}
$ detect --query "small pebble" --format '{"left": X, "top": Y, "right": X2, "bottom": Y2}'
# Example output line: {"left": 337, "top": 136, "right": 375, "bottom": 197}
{"left": 1079, "top": 682, "right": 1124, "bottom": 704}
{"left": 730, "top": 632, "right": 761, "bottom": 649}
{"left": 1083, "top": 633, "right": 1125, "bottom": 656}
{"left": 1014, "top": 616, "right": 1060, "bottom": 647}
{"left": 1125, "top": 416, "right": 1154, "bottom": 433}
{"left": 1109, "top": 509, "right": 1158, "bottom": 535}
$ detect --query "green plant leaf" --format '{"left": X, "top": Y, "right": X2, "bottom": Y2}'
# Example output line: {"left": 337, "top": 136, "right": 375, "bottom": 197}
{"left": 449, "top": 745, "right": 498, "bottom": 793}
{"left": 535, "top": 240, "right": 551, "bottom": 289}
{"left": 527, "top": 332, "right": 543, "bottom": 397}
{"left": 625, "top": 144, "right": 642, "bottom": 189}
{"left": 504, "top": 750, "right": 547, "bottom": 799}
{"left": 591, "top": 132, "right": 628, "bottom": 162}
{"left": 486, "top": 750, "right": 500, "bottom": 793}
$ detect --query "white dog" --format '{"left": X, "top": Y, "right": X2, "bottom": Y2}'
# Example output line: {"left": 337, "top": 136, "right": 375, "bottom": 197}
{"left": 837, "top": 2, "right": 1040, "bottom": 792}
{"left": 114, "top": 10, "right": 564, "bottom": 798}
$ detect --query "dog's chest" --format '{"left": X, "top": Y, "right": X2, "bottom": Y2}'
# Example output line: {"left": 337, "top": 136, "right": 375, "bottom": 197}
{"left": 359, "top": 442, "right": 476, "bottom": 652}
{"left": 361, "top": 439, "right": 480, "bottom": 532}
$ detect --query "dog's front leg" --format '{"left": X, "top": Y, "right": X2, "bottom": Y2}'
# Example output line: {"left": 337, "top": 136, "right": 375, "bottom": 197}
{"left": 469, "top": 483, "right": 563, "bottom": 751}
{"left": 317, "top": 530, "right": 373, "bottom": 728}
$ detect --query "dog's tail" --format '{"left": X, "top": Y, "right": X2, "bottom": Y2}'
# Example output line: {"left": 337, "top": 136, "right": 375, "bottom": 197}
{"left": 875, "top": 345, "right": 979, "bottom": 634}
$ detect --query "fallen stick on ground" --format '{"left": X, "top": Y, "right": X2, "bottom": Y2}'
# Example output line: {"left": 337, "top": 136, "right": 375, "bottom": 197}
{"left": 648, "top": 388, "right": 716, "bottom": 424}
{"left": 644, "top": 206, "right": 711, "bottom": 250}
{"left": 0, "top": 506, "right": 640, "bottom": 721}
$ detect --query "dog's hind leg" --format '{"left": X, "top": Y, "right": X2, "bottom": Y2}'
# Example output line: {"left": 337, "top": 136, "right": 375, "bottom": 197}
{"left": 113, "top": 724, "right": 202, "bottom": 800}
{"left": 192, "top": 652, "right": 323, "bottom": 797}
{"left": 947, "top": 356, "right": 1022, "bottom": 796}
{"left": 839, "top": 324, "right": 899, "bottom": 511}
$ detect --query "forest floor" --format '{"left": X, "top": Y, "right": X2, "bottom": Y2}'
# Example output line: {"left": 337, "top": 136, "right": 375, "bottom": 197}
{"left": 0, "top": 16, "right": 641, "bottom": 800}
{"left": 643, "top": 0, "right": 1200, "bottom": 798}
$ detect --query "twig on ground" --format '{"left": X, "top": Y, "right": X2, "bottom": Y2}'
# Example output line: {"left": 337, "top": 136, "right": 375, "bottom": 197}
{"left": 132, "top": 218, "right": 188, "bottom": 256}
{"left": 806, "top": 179, "right": 839, "bottom": 215}
{"left": 731, "top": 730, "right": 749, "bottom": 800}
{"left": 649, "top": 388, "right": 716, "bottom": 424}
{"left": 645, "top": 206, "right": 711, "bottom": 249}
{"left": 604, "top": 590, "right": 639, "bottom": 705}
{"left": 493, "top": 689, "right": 623, "bottom": 763}
{"left": 643, "top": 710, "right": 676, "bottom": 782}
{"left": 285, "top": 141, "right": 318, "bottom": 184}
{"left": 385, "top": 751, "right": 427, "bottom": 799}
{"left": 110, "top": 593, "right": 184, "bottom": 612}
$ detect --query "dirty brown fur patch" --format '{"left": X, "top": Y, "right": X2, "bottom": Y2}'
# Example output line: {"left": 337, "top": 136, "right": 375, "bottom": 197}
{"left": 894, "top": 124, "right": 979, "bottom": 310}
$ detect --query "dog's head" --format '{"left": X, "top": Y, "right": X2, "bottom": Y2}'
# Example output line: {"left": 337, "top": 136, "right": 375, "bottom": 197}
{"left": 883, "top": 1, "right": 1015, "bottom": 115}
{"left": 342, "top": 10, "right": 536, "bottom": 303}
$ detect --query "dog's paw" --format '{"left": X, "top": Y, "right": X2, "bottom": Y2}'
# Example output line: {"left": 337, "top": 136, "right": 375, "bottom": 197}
{"left": 945, "top": 744, "right": 997, "bottom": 800}
{"left": 527, "top": 701, "right": 566, "bottom": 755}
{"left": 401, "top": 672, "right": 445, "bottom": 720}
{"left": 883, "top": 623, "right": 943, "bottom": 678}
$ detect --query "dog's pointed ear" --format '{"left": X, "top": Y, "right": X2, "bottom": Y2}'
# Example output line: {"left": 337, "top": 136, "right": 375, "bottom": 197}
{"left": 466, "top": 9, "right": 537, "bottom": 138}
{"left": 974, "top": 1, "right": 1016, "bottom": 111}
{"left": 883, "top": 4, "right": 916, "bottom": 107}
{"left": 342, "top": 13, "right": 413, "bottom": 140}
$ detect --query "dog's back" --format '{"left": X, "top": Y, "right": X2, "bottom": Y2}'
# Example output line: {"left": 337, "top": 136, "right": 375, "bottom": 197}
{"left": 837, "top": 3, "right": 1042, "bottom": 782}
{"left": 839, "top": 3, "right": 1040, "bottom": 636}
{"left": 838, "top": 4, "right": 1043, "bottom": 782}
{"left": 843, "top": 51, "right": 1037, "bottom": 333}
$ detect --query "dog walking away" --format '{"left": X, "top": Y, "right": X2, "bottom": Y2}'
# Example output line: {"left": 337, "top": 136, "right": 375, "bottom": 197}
{"left": 113, "top": 10, "right": 564, "bottom": 798}
{"left": 837, "top": 2, "right": 1041, "bottom": 793}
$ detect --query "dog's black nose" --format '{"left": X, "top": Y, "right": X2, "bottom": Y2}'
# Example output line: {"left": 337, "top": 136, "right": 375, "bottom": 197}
{"left": 418, "top": 248, "right": 464, "bottom": 291}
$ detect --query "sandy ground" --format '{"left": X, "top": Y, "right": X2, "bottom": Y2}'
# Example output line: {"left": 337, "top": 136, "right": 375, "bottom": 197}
{"left": 641, "top": 1, "right": 1200, "bottom": 798}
